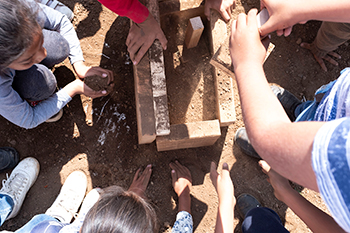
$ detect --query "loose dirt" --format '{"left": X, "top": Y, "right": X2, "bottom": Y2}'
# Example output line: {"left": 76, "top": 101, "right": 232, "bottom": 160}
{"left": 1, "top": 0, "right": 349, "bottom": 232}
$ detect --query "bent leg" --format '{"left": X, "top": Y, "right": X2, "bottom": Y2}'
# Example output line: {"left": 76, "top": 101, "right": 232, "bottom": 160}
{"left": 242, "top": 207, "right": 289, "bottom": 233}
{"left": 310, "top": 22, "right": 350, "bottom": 57}
{"left": 12, "top": 64, "right": 57, "bottom": 102}
{"left": 41, "top": 29, "right": 70, "bottom": 68}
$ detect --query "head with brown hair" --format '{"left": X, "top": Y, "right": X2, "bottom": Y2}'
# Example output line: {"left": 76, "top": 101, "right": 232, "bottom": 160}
{"left": 81, "top": 185, "right": 158, "bottom": 233}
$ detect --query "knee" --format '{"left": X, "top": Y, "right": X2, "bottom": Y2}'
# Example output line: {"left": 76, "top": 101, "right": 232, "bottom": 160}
{"left": 13, "top": 64, "right": 57, "bottom": 101}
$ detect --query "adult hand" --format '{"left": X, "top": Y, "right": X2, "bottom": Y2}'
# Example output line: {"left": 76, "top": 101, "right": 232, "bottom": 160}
{"left": 259, "top": 0, "right": 307, "bottom": 37}
{"left": 259, "top": 160, "right": 293, "bottom": 203}
{"left": 230, "top": 9, "right": 267, "bottom": 70}
{"left": 204, "top": 0, "right": 235, "bottom": 22}
{"left": 72, "top": 61, "right": 114, "bottom": 84}
{"left": 300, "top": 42, "right": 341, "bottom": 72}
{"left": 128, "top": 164, "right": 152, "bottom": 199}
{"left": 126, "top": 13, "right": 167, "bottom": 65}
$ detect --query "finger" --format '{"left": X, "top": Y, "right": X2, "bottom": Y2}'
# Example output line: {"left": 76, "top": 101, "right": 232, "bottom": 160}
{"left": 133, "top": 168, "right": 141, "bottom": 182}
{"left": 133, "top": 43, "right": 150, "bottom": 65}
{"left": 141, "top": 164, "right": 152, "bottom": 184}
{"left": 283, "top": 26, "right": 292, "bottom": 37}
{"left": 328, "top": 51, "right": 341, "bottom": 59}
{"left": 258, "top": 160, "right": 271, "bottom": 174}
{"left": 171, "top": 169, "right": 177, "bottom": 187}
{"left": 210, "top": 162, "right": 218, "bottom": 186}
{"left": 231, "top": 19, "right": 237, "bottom": 35}
{"left": 237, "top": 12, "right": 247, "bottom": 28}
{"left": 300, "top": 42, "right": 311, "bottom": 50}
{"left": 260, "top": 1, "right": 265, "bottom": 10}
{"left": 221, "top": 9, "right": 231, "bottom": 22}
{"left": 222, "top": 162, "right": 229, "bottom": 171}
{"left": 157, "top": 32, "right": 168, "bottom": 50}
{"left": 247, "top": 8, "right": 258, "bottom": 27}
{"left": 259, "top": 18, "right": 277, "bottom": 37}
{"left": 324, "top": 55, "right": 339, "bottom": 66}
{"left": 204, "top": 5, "right": 211, "bottom": 21}
{"left": 276, "top": 29, "right": 284, "bottom": 36}
{"left": 314, "top": 55, "right": 327, "bottom": 72}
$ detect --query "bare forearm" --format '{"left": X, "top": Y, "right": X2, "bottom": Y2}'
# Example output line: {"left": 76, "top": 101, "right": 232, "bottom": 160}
{"left": 178, "top": 191, "right": 191, "bottom": 214}
{"left": 214, "top": 201, "right": 234, "bottom": 233}
{"left": 234, "top": 63, "right": 321, "bottom": 190}
{"left": 303, "top": 0, "right": 350, "bottom": 23}
{"left": 282, "top": 189, "right": 345, "bottom": 233}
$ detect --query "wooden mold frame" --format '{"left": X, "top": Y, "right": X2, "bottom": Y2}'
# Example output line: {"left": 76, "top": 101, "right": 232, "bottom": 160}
{"left": 133, "top": 1, "right": 235, "bottom": 151}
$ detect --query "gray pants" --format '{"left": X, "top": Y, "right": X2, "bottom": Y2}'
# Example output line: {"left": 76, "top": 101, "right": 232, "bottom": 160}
{"left": 310, "top": 22, "right": 350, "bottom": 57}
{"left": 12, "top": 29, "right": 70, "bottom": 102}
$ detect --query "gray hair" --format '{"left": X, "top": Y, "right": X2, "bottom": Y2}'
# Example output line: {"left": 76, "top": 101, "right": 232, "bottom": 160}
{"left": 0, "top": 0, "right": 41, "bottom": 69}
{"left": 81, "top": 185, "right": 158, "bottom": 233}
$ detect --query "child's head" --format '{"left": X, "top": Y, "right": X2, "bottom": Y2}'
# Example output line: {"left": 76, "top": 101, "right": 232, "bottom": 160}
{"left": 0, "top": 0, "right": 45, "bottom": 71}
{"left": 81, "top": 185, "right": 158, "bottom": 233}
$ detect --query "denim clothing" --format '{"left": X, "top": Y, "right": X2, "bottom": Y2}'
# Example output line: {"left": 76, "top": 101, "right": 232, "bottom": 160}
{"left": 0, "top": 194, "right": 14, "bottom": 226}
{"left": 16, "top": 214, "right": 60, "bottom": 233}
{"left": 242, "top": 207, "right": 289, "bottom": 233}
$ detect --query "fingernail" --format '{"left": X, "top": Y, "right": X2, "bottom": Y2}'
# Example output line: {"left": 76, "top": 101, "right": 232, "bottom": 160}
{"left": 147, "top": 164, "right": 152, "bottom": 168}
{"left": 172, "top": 170, "right": 175, "bottom": 173}
{"left": 102, "top": 73, "right": 107, "bottom": 77}
{"left": 102, "top": 90, "right": 107, "bottom": 94}
{"left": 133, "top": 61, "right": 137, "bottom": 65}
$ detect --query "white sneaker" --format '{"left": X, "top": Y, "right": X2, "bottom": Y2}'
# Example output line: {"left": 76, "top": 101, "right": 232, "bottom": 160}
{"left": 40, "top": 0, "right": 74, "bottom": 21}
{"left": 45, "top": 171, "right": 87, "bottom": 223}
{"left": 0, "top": 157, "right": 40, "bottom": 220}
{"left": 60, "top": 188, "right": 101, "bottom": 232}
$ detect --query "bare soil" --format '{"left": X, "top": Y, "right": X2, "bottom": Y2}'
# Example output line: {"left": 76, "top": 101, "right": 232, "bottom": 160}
{"left": 1, "top": 0, "right": 349, "bottom": 232}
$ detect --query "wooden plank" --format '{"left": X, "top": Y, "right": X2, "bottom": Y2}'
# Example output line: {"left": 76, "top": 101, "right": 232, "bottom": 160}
{"left": 132, "top": 21, "right": 156, "bottom": 144}
{"left": 185, "top": 16, "right": 204, "bottom": 49}
{"left": 156, "top": 120, "right": 221, "bottom": 151}
{"left": 144, "top": 0, "right": 170, "bottom": 136}
{"left": 209, "top": 9, "right": 236, "bottom": 127}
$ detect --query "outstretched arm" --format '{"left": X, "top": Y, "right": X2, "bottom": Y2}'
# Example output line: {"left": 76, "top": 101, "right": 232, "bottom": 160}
{"left": 210, "top": 162, "right": 235, "bottom": 233}
{"left": 259, "top": 160, "right": 346, "bottom": 233}
{"left": 230, "top": 9, "right": 324, "bottom": 190}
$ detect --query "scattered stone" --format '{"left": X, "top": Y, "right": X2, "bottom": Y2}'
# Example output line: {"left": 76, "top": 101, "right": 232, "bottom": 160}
{"left": 296, "top": 38, "right": 302, "bottom": 45}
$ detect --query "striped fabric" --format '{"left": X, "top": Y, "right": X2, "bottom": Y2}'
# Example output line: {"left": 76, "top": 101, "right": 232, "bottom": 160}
{"left": 312, "top": 118, "right": 350, "bottom": 232}
{"left": 311, "top": 68, "right": 350, "bottom": 232}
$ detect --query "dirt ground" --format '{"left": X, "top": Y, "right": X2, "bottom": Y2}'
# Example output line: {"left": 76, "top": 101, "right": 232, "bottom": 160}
{"left": 1, "top": 0, "right": 349, "bottom": 232}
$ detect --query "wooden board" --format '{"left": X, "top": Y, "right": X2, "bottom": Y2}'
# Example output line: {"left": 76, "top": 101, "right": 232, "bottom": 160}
{"left": 156, "top": 120, "right": 221, "bottom": 151}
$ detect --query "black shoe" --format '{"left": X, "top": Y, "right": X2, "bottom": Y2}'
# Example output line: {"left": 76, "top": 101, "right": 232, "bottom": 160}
{"left": 0, "top": 147, "right": 20, "bottom": 173}
{"left": 234, "top": 128, "right": 261, "bottom": 159}
{"left": 237, "top": 193, "right": 261, "bottom": 219}
{"left": 270, "top": 85, "right": 302, "bottom": 122}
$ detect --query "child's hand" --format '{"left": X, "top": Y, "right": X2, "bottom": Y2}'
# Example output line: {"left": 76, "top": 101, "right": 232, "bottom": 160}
{"left": 210, "top": 162, "right": 235, "bottom": 204}
{"left": 73, "top": 61, "right": 114, "bottom": 84}
{"left": 126, "top": 13, "right": 167, "bottom": 65}
{"left": 170, "top": 161, "right": 192, "bottom": 197}
{"left": 128, "top": 164, "right": 152, "bottom": 199}
{"left": 204, "top": 0, "right": 235, "bottom": 22}
{"left": 230, "top": 9, "right": 267, "bottom": 71}
{"left": 170, "top": 161, "right": 192, "bottom": 213}
{"left": 259, "top": 160, "right": 294, "bottom": 203}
